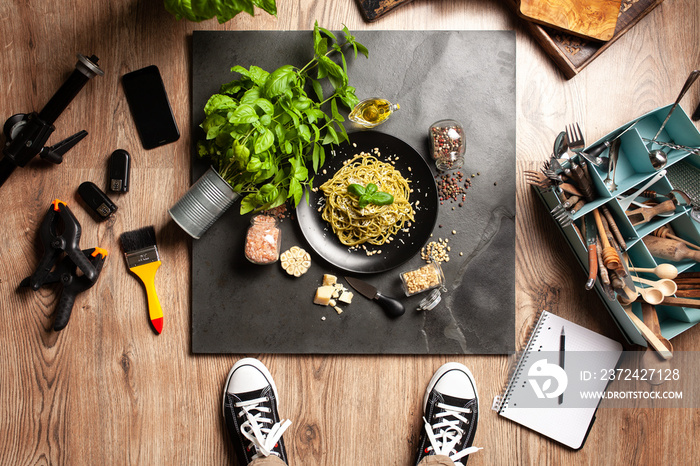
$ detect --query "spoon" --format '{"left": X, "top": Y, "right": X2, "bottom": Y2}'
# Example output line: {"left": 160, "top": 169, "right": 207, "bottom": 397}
{"left": 636, "top": 285, "right": 664, "bottom": 305}
{"left": 647, "top": 70, "right": 700, "bottom": 169}
{"left": 640, "top": 302, "right": 673, "bottom": 384}
{"left": 631, "top": 275, "right": 677, "bottom": 297}
{"left": 603, "top": 138, "right": 620, "bottom": 192}
{"left": 628, "top": 263, "right": 679, "bottom": 279}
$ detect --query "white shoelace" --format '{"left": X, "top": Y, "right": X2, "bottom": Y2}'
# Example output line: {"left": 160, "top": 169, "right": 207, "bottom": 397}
{"left": 235, "top": 396, "right": 292, "bottom": 459}
{"left": 423, "top": 402, "right": 482, "bottom": 465}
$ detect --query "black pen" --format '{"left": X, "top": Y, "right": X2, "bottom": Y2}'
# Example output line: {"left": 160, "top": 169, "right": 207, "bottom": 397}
{"left": 559, "top": 326, "right": 566, "bottom": 405}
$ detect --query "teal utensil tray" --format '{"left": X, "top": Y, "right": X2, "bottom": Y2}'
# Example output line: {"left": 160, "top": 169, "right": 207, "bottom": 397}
{"left": 536, "top": 104, "right": 700, "bottom": 347}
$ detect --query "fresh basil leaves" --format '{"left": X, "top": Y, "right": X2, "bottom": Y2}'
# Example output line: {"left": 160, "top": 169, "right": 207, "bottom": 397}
{"left": 164, "top": 0, "right": 277, "bottom": 24}
{"left": 197, "top": 22, "right": 368, "bottom": 214}
{"left": 348, "top": 183, "right": 394, "bottom": 209}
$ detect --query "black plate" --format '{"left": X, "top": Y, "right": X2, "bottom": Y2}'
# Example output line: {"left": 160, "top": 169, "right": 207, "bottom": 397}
{"left": 296, "top": 131, "right": 438, "bottom": 273}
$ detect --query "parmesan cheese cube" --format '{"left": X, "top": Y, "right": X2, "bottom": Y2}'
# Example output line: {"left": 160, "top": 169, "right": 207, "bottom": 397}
{"left": 313, "top": 286, "right": 335, "bottom": 306}
{"left": 322, "top": 274, "right": 338, "bottom": 286}
{"left": 338, "top": 291, "right": 353, "bottom": 304}
{"left": 334, "top": 306, "right": 343, "bottom": 314}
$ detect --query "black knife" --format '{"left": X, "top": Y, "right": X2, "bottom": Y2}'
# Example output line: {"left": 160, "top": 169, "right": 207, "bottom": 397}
{"left": 344, "top": 276, "right": 405, "bottom": 318}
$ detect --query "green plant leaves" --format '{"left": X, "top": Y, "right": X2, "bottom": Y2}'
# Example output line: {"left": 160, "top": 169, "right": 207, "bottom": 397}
{"left": 230, "top": 104, "right": 258, "bottom": 124}
{"left": 198, "top": 22, "right": 368, "bottom": 213}
{"left": 164, "top": 0, "right": 277, "bottom": 24}
{"left": 264, "top": 65, "right": 296, "bottom": 98}
{"left": 348, "top": 183, "right": 394, "bottom": 209}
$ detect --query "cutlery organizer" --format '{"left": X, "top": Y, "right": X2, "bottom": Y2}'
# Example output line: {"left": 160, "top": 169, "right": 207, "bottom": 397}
{"left": 536, "top": 104, "right": 700, "bottom": 346}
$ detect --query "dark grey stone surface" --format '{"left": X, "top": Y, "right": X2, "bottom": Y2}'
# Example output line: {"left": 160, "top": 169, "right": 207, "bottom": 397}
{"left": 190, "top": 30, "right": 516, "bottom": 354}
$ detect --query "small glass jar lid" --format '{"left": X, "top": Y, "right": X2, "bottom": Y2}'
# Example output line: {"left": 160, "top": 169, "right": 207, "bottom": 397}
{"left": 417, "top": 289, "right": 442, "bottom": 311}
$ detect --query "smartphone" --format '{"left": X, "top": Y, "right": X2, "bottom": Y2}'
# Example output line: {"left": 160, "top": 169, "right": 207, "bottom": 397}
{"left": 121, "top": 65, "right": 180, "bottom": 149}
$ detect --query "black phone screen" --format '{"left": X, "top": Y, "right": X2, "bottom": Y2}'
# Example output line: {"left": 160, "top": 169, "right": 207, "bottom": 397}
{"left": 121, "top": 65, "right": 180, "bottom": 149}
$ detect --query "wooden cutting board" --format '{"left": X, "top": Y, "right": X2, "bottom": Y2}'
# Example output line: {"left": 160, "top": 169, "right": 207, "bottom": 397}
{"left": 519, "top": 0, "right": 623, "bottom": 41}
{"left": 355, "top": 0, "right": 413, "bottom": 22}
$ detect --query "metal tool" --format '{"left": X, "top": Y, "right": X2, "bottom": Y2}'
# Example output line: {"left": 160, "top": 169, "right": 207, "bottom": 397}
{"left": 641, "top": 138, "right": 700, "bottom": 156}
{"left": 20, "top": 247, "right": 107, "bottom": 331}
{"left": 583, "top": 216, "right": 598, "bottom": 290}
{"left": 603, "top": 138, "right": 620, "bottom": 192}
{"left": 646, "top": 70, "right": 700, "bottom": 169}
{"left": 585, "top": 120, "right": 639, "bottom": 161}
{"left": 523, "top": 170, "right": 552, "bottom": 190}
{"left": 666, "top": 160, "right": 700, "bottom": 222}
{"left": 616, "top": 170, "right": 667, "bottom": 212}
{"left": 0, "top": 54, "right": 103, "bottom": 189}
{"left": 344, "top": 276, "right": 405, "bottom": 317}
{"left": 650, "top": 70, "right": 700, "bottom": 144}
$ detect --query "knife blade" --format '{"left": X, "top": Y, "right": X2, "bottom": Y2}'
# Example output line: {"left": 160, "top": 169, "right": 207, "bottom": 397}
{"left": 344, "top": 276, "right": 405, "bottom": 318}
{"left": 583, "top": 216, "right": 598, "bottom": 290}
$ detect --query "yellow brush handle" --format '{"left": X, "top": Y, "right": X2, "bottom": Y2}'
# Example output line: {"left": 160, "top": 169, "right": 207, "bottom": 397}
{"left": 131, "top": 261, "right": 163, "bottom": 333}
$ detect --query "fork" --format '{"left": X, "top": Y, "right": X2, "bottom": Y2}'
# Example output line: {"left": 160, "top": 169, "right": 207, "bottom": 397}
{"left": 551, "top": 204, "right": 574, "bottom": 227}
{"left": 524, "top": 170, "right": 552, "bottom": 189}
{"left": 565, "top": 123, "right": 585, "bottom": 156}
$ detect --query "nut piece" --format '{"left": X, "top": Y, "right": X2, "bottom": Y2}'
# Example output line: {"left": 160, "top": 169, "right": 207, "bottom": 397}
{"left": 280, "top": 246, "right": 311, "bottom": 277}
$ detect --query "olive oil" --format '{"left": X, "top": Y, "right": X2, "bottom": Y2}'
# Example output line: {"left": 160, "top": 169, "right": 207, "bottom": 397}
{"left": 349, "top": 98, "right": 400, "bottom": 128}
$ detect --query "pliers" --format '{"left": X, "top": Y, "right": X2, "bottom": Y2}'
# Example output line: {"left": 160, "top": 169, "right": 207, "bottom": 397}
{"left": 21, "top": 247, "right": 107, "bottom": 330}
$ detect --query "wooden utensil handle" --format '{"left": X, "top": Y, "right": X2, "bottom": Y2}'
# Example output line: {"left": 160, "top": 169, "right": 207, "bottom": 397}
{"left": 624, "top": 307, "right": 673, "bottom": 359}
{"left": 601, "top": 205, "right": 626, "bottom": 250}
{"left": 673, "top": 290, "right": 700, "bottom": 298}
{"left": 662, "top": 296, "right": 700, "bottom": 309}
{"left": 593, "top": 209, "right": 621, "bottom": 270}
{"left": 586, "top": 243, "right": 598, "bottom": 290}
{"left": 669, "top": 234, "right": 700, "bottom": 251}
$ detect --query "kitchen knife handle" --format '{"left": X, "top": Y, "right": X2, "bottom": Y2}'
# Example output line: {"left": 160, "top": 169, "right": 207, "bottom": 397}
{"left": 375, "top": 292, "right": 405, "bottom": 318}
{"left": 586, "top": 243, "right": 598, "bottom": 290}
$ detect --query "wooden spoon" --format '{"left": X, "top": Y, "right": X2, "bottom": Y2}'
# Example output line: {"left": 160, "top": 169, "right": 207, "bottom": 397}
{"left": 628, "top": 263, "right": 679, "bottom": 280}
{"left": 635, "top": 285, "right": 664, "bottom": 305}
{"left": 631, "top": 276, "right": 678, "bottom": 297}
{"left": 640, "top": 302, "right": 673, "bottom": 385}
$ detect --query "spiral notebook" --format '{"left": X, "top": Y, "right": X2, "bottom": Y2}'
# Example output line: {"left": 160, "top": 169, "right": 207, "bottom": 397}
{"left": 492, "top": 311, "right": 623, "bottom": 450}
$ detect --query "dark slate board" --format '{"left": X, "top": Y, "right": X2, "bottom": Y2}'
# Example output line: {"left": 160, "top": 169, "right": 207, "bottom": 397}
{"left": 190, "top": 30, "right": 516, "bottom": 354}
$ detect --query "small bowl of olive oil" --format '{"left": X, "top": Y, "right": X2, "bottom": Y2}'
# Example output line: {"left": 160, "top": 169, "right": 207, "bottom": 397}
{"left": 349, "top": 98, "right": 400, "bottom": 128}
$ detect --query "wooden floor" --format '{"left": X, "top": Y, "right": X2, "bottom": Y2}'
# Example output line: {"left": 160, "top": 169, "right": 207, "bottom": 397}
{"left": 1, "top": 0, "right": 699, "bottom": 464}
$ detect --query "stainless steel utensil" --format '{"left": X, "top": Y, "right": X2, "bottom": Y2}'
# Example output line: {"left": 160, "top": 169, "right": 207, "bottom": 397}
{"left": 603, "top": 138, "right": 620, "bottom": 192}
{"left": 666, "top": 160, "right": 700, "bottom": 222}
{"left": 647, "top": 70, "right": 700, "bottom": 169}
{"left": 565, "top": 123, "right": 585, "bottom": 155}
{"left": 642, "top": 138, "right": 700, "bottom": 156}
{"left": 616, "top": 170, "right": 667, "bottom": 211}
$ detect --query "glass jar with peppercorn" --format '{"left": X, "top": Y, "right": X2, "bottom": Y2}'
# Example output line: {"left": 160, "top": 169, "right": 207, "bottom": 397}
{"left": 429, "top": 119, "right": 465, "bottom": 171}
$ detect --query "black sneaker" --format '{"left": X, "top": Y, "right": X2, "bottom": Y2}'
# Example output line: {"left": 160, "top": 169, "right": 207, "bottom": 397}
{"left": 415, "top": 363, "right": 482, "bottom": 466}
{"left": 223, "top": 358, "right": 291, "bottom": 465}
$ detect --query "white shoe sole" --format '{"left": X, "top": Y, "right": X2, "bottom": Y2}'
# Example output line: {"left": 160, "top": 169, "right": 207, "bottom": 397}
{"left": 222, "top": 357, "right": 280, "bottom": 416}
{"left": 423, "top": 362, "right": 479, "bottom": 413}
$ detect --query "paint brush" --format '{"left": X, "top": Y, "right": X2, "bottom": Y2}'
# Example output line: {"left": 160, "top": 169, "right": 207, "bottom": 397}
{"left": 119, "top": 226, "right": 164, "bottom": 334}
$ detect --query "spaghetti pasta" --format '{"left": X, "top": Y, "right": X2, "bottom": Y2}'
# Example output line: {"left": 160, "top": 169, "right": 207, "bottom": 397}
{"left": 320, "top": 152, "right": 414, "bottom": 246}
